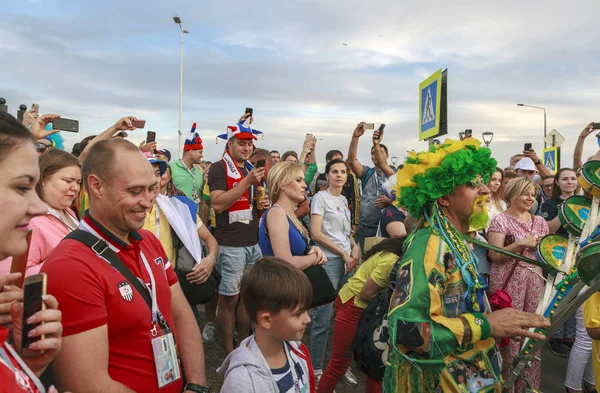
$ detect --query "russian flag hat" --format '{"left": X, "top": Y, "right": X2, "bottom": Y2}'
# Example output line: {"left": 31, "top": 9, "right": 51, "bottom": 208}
{"left": 184, "top": 123, "right": 204, "bottom": 151}
{"left": 217, "top": 117, "right": 262, "bottom": 143}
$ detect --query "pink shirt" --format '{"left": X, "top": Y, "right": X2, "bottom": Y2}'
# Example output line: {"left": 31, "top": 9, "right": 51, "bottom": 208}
{"left": 26, "top": 208, "right": 78, "bottom": 276}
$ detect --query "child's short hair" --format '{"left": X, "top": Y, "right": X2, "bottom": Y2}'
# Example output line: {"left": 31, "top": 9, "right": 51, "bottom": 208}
{"left": 241, "top": 257, "right": 313, "bottom": 324}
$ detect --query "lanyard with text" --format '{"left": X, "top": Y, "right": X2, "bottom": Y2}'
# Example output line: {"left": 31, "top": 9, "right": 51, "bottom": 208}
{"left": 0, "top": 343, "right": 45, "bottom": 393}
{"left": 139, "top": 250, "right": 182, "bottom": 387}
{"left": 138, "top": 249, "right": 165, "bottom": 333}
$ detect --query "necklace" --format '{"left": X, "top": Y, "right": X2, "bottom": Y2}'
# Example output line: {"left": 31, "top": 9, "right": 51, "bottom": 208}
{"left": 425, "top": 203, "right": 487, "bottom": 312}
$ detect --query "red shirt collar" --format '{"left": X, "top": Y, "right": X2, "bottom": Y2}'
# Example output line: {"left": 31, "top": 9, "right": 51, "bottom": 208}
{"left": 83, "top": 211, "right": 143, "bottom": 251}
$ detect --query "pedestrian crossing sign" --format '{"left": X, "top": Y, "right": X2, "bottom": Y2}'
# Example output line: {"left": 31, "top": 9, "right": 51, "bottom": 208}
{"left": 542, "top": 146, "right": 560, "bottom": 174}
{"left": 419, "top": 69, "right": 446, "bottom": 141}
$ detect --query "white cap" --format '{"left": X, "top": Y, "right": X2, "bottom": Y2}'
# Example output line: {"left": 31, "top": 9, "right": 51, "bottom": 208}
{"left": 515, "top": 157, "right": 536, "bottom": 171}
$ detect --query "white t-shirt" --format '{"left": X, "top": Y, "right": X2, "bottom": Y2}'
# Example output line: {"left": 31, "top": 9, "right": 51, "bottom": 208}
{"left": 486, "top": 199, "right": 507, "bottom": 228}
{"left": 311, "top": 189, "right": 352, "bottom": 258}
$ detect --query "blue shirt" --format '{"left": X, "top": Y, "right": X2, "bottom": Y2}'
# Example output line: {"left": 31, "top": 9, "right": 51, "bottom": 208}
{"left": 259, "top": 208, "right": 308, "bottom": 257}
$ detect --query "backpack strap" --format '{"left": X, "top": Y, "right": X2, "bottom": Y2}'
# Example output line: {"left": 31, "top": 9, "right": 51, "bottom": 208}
{"left": 65, "top": 230, "right": 153, "bottom": 311}
{"left": 362, "top": 167, "right": 376, "bottom": 191}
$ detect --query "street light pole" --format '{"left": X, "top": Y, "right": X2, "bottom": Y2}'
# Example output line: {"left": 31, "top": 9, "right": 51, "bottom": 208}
{"left": 517, "top": 103, "right": 547, "bottom": 149}
{"left": 173, "top": 16, "right": 189, "bottom": 157}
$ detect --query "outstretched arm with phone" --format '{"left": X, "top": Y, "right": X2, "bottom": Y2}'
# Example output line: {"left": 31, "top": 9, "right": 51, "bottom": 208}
{"left": 574, "top": 122, "right": 595, "bottom": 170}
{"left": 79, "top": 117, "right": 139, "bottom": 161}
{"left": 347, "top": 122, "right": 366, "bottom": 177}
{"left": 522, "top": 147, "right": 552, "bottom": 178}
{"left": 372, "top": 125, "right": 395, "bottom": 177}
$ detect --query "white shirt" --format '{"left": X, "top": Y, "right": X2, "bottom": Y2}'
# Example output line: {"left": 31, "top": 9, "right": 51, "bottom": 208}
{"left": 311, "top": 189, "right": 352, "bottom": 258}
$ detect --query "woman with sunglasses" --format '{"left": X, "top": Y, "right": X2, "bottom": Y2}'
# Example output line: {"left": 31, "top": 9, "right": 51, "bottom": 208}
{"left": 0, "top": 111, "right": 67, "bottom": 392}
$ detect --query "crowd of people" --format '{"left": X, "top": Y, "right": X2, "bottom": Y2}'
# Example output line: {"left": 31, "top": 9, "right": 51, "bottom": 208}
{"left": 0, "top": 104, "right": 600, "bottom": 393}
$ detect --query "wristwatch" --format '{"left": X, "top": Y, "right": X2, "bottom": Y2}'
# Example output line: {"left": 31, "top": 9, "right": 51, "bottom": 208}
{"left": 534, "top": 159, "right": 542, "bottom": 165}
{"left": 185, "top": 383, "right": 210, "bottom": 393}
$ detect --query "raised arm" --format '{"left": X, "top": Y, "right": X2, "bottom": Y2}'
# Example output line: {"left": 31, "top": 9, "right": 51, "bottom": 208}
{"left": 80, "top": 117, "right": 139, "bottom": 161}
{"left": 347, "top": 122, "right": 366, "bottom": 177}
{"left": 574, "top": 123, "right": 595, "bottom": 170}
{"left": 372, "top": 127, "right": 395, "bottom": 177}
{"left": 523, "top": 148, "right": 552, "bottom": 178}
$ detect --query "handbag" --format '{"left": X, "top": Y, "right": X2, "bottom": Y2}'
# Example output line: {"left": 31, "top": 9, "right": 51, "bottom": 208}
{"left": 172, "top": 229, "right": 220, "bottom": 305}
{"left": 263, "top": 208, "right": 336, "bottom": 308}
{"left": 364, "top": 221, "right": 385, "bottom": 253}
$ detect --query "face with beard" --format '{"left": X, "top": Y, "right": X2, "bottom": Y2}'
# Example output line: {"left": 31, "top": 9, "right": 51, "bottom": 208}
{"left": 469, "top": 194, "right": 490, "bottom": 232}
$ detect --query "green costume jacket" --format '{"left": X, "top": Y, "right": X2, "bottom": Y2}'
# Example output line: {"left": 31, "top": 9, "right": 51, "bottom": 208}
{"left": 384, "top": 225, "right": 502, "bottom": 393}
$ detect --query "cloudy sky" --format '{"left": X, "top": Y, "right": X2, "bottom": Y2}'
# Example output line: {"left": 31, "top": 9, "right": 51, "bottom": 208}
{"left": 2, "top": 0, "right": 600, "bottom": 169}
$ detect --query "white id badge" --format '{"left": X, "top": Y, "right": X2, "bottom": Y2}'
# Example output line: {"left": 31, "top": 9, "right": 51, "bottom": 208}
{"left": 151, "top": 329, "right": 181, "bottom": 388}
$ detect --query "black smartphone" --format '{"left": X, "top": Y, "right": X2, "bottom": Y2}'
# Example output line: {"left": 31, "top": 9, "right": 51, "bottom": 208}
{"left": 524, "top": 143, "right": 532, "bottom": 151}
{"left": 52, "top": 118, "right": 79, "bottom": 133}
{"left": 245, "top": 107, "right": 253, "bottom": 117}
{"left": 593, "top": 122, "right": 600, "bottom": 130}
{"left": 256, "top": 159, "right": 266, "bottom": 168}
{"left": 464, "top": 129, "right": 472, "bottom": 137}
{"left": 376, "top": 124, "right": 386, "bottom": 140}
{"left": 146, "top": 131, "right": 156, "bottom": 143}
{"left": 21, "top": 273, "right": 47, "bottom": 356}
{"left": 131, "top": 119, "right": 146, "bottom": 129}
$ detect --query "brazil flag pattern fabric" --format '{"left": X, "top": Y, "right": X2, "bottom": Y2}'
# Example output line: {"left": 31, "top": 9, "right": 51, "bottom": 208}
{"left": 384, "top": 226, "right": 502, "bottom": 393}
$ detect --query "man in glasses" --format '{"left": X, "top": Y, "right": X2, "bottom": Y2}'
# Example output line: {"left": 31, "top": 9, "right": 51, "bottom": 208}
{"left": 36, "top": 138, "right": 55, "bottom": 155}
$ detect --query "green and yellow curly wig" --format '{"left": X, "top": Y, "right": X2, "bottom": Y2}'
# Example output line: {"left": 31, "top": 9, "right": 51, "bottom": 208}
{"left": 395, "top": 138, "right": 497, "bottom": 217}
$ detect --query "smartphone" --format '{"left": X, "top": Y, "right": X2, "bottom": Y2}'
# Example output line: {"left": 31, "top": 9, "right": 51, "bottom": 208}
{"left": 10, "top": 230, "right": 32, "bottom": 288}
{"left": 131, "top": 119, "right": 146, "bottom": 129}
{"left": 31, "top": 103, "right": 39, "bottom": 112}
{"left": 464, "top": 129, "right": 472, "bottom": 137}
{"left": 245, "top": 107, "right": 253, "bottom": 117}
{"left": 256, "top": 159, "right": 266, "bottom": 168}
{"left": 146, "top": 131, "right": 156, "bottom": 143}
{"left": 21, "top": 273, "right": 47, "bottom": 356}
{"left": 364, "top": 123, "right": 375, "bottom": 130}
{"left": 524, "top": 143, "right": 532, "bottom": 151}
{"left": 52, "top": 118, "right": 79, "bottom": 133}
{"left": 375, "top": 124, "right": 386, "bottom": 140}
{"left": 593, "top": 123, "right": 600, "bottom": 130}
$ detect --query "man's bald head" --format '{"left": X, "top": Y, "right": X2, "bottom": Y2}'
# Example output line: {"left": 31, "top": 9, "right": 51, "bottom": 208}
{"left": 81, "top": 138, "right": 143, "bottom": 198}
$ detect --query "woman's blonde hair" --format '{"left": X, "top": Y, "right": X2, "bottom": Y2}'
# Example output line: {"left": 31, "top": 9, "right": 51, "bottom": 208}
{"left": 503, "top": 177, "right": 540, "bottom": 205}
{"left": 266, "top": 162, "right": 310, "bottom": 239}
{"left": 268, "top": 162, "right": 305, "bottom": 204}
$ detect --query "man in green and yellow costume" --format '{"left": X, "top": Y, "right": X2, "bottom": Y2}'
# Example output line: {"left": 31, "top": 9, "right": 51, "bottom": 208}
{"left": 385, "top": 138, "right": 551, "bottom": 393}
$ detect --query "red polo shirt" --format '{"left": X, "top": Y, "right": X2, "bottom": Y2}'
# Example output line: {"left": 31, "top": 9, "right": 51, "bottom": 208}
{"left": 41, "top": 213, "right": 182, "bottom": 393}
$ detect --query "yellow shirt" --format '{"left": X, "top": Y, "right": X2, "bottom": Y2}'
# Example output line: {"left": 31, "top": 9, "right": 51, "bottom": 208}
{"left": 584, "top": 291, "right": 600, "bottom": 391}
{"left": 143, "top": 204, "right": 176, "bottom": 267}
{"left": 338, "top": 251, "right": 399, "bottom": 309}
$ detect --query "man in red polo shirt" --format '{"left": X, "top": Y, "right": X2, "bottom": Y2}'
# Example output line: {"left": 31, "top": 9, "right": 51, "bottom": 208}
{"left": 41, "top": 139, "right": 208, "bottom": 393}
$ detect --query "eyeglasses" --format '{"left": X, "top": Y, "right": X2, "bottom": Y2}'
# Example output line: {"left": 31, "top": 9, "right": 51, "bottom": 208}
{"left": 466, "top": 175, "right": 484, "bottom": 188}
{"left": 543, "top": 184, "right": 554, "bottom": 189}
{"left": 36, "top": 142, "right": 51, "bottom": 153}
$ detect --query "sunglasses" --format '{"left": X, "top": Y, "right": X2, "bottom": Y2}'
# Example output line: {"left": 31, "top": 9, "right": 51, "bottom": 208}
{"left": 36, "top": 142, "right": 52, "bottom": 153}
